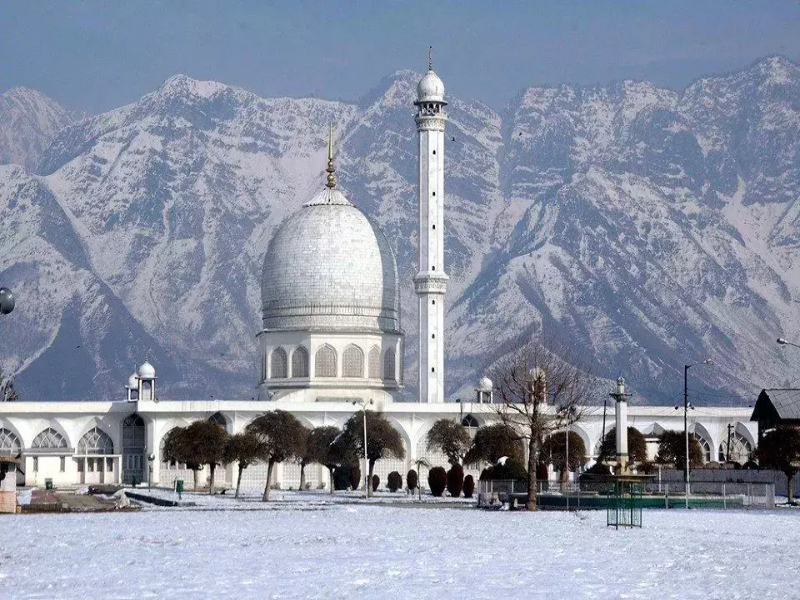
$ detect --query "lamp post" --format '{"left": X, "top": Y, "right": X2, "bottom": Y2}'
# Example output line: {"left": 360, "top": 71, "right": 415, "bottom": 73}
{"left": 0, "top": 288, "right": 14, "bottom": 315}
{"left": 352, "top": 399, "right": 373, "bottom": 499}
{"left": 683, "top": 360, "right": 712, "bottom": 509}
{"left": 557, "top": 404, "right": 577, "bottom": 510}
{"left": 777, "top": 337, "right": 800, "bottom": 350}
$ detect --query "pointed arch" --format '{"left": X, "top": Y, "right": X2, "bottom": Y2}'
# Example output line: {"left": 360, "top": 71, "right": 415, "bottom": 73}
{"left": 291, "top": 346, "right": 309, "bottom": 378}
{"left": 208, "top": 412, "right": 228, "bottom": 430}
{"left": 32, "top": 427, "right": 68, "bottom": 450}
{"left": 0, "top": 428, "right": 21, "bottom": 455}
{"left": 368, "top": 346, "right": 381, "bottom": 379}
{"left": 315, "top": 345, "right": 337, "bottom": 378}
{"left": 270, "top": 347, "right": 288, "bottom": 379}
{"left": 383, "top": 348, "right": 396, "bottom": 381}
{"left": 342, "top": 345, "right": 364, "bottom": 378}
{"left": 77, "top": 427, "right": 114, "bottom": 455}
{"left": 689, "top": 423, "right": 713, "bottom": 463}
{"left": 461, "top": 414, "right": 479, "bottom": 429}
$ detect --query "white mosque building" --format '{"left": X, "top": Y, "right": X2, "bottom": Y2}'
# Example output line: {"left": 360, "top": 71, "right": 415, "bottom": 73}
{"left": 0, "top": 65, "right": 756, "bottom": 492}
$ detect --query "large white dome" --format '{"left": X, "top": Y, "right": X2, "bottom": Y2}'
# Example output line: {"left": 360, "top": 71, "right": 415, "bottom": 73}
{"left": 261, "top": 187, "right": 400, "bottom": 333}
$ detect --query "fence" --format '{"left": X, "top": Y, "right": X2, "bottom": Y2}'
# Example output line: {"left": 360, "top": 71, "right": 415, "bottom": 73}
{"left": 477, "top": 479, "right": 775, "bottom": 510}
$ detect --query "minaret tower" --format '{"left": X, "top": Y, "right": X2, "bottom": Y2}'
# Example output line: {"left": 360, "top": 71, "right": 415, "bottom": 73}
{"left": 414, "top": 49, "right": 448, "bottom": 403}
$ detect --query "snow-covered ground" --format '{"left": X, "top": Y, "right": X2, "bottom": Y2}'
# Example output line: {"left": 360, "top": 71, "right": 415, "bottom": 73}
{"left": 0, "top": 506, "right": 798, "bottom": 599}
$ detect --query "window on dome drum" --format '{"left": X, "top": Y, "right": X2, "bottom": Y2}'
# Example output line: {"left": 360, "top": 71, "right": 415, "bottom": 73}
{"left": 32, "top": 427, "right": 67, "bottom": 449}
{"left": 383, "top": 348, "right": 396, "bottom": 381}
{"left": 342, "top": 345, "right": 365, "bottom": 378}
{"left": 78, "top": 428, "right": 114, "bottom": 455}
{"left": 0, "top": 428, "right": 21, "bottom": 455}
{"left": 315, "top": 345, "right": 337, "bottom": 378}
{"left": 270, "top": 347, "right": 288, "bottom": 379}
{"left": 208, "top": 412, "right": 226, "bottom": 428}
{"left": 718, "top": 431, "right": 753, "bottom": 464}
{"left": 368, "top": 346, "right": 381, "bottom": 379}
{"left": 291, "top": 347, "right": 309, "bottom": 378}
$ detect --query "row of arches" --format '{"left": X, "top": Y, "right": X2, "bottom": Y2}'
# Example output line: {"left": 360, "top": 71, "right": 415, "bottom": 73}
{"left": 0, "top": 426, "right": 115, "bottom": 454}
{"left": 265, "top": 345, "right": 397, "bottom": 381}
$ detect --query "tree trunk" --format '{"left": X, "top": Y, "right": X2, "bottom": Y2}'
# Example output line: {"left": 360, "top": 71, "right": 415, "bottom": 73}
{"left": 193, "top": 468, "right": 199, "bottom": 491}
{"left": 527, "top": 437, "right": 539, "bottom": 510}
{"left": 263, "top": 460, "right": 274, "bottom": 502}
{"left": 299, "top": 462, "right": 306, "bottom": 491}
{"left": 788, "top": 472, "right": 796, "bottom": 504}
{"left": 209, "top": 463, "right": 216, "bottom": 495}
{"left": 328, "top": 467, "right": 334, "bottom": 494}
{"left": 368, "top": 459, "right": 376, "bottom": 498}
{"left": 235, "top": 462, "right": 244, "bottom": 499}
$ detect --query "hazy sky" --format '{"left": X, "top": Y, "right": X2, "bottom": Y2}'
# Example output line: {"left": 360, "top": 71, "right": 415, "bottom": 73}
{"left": 2, "top": 1, "right": 800, "bottom": 114}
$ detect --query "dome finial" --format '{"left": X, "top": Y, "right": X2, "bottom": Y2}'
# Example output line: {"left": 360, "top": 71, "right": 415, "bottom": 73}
{"left": 325, "top": 123, "right": 336, "bottom": 189}
{"left": 428, "top": 45, "right": 433, "bottom": 71}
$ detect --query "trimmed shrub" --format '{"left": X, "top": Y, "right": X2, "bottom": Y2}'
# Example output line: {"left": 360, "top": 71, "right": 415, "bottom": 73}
{"left": 407, "top": 469, "right": 418, "bottom": 490}
{"left": 387, "top": 471, "right": 403, "bottom": 492}
{"left": 446, "top": 463, "right": 464, "bottom": 497}
{"left": 349, "top": 464, "right": 361, "bottom": 490}
{"left": 332, "top": 465, "right": 351, "bottom": 491}
{"left": 371, "top": 474, "right": 380, "bottom": 492}
{"left": 463, "top": 474, "right": 475, "bottom": 498}
{"left": 428, "top": 466, "right": 447, "bottom": 497}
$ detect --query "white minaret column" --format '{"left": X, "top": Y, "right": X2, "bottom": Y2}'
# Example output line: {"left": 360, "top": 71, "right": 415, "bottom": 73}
{"left": 611, "top": 377, "right": 632, "bottom": 474}
{"left": 414, "top": 53, "right": 449, "bottom": 404}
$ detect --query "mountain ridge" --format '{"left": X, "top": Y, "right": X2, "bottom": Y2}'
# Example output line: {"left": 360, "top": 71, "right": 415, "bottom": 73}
{"left": 1, "top": 57, "right": 799, "bottom": 404}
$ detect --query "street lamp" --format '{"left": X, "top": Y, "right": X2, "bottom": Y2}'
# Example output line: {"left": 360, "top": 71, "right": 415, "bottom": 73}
{"left": 0, "top": 288, "right": 14, "bottom": 315}
{"left": 683, "top": 359, "right": 712, "bottom": 508}
{"left": 352, "top": 398, "right": 373, "bottom": 499}
{"left": 777, "top": 337, "right": 800, "bottom": 350}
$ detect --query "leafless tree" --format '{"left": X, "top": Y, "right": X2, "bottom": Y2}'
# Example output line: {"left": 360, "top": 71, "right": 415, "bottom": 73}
{"left": 488, "top": 336, "right": 598, "bottom": 509}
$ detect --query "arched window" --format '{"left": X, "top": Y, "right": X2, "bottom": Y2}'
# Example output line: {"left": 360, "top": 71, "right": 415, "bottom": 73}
{"left": 0, "top": 428, "right": 20, "bottom": 455}
{"left": 461, "top": 414, "right": 479, "bottom": 429}
{"left": 315, "top": 345, "right": 337, "bottom": 378}
{"left": 368, "top": 346, "right": 381, "bottom": 379}
{"left": 691, "top": 432, "right": 712, "bottom": 463}
{"left": 32, "top": 428, "right": 67, "bottom": 449}
{"left": 208, "top": 412, "right": 226, "bottom": 428}
{"left": 342, "top": 345, "right": 364, "bottom": 378}
{"left": 78, "top": 427, "right": 114, "bottom": 455}
{"left": 270, "top": 347, "right": 288, "bottom": 379}
{"left": 383, "top": 348, "right": 396, "bottom": 381}
{"left": 291, "top": 347, "right": 309, "bottom": 378}
{"left": 718, "top": 432, "right": 753, "bottom": 464}
{"left": 160, "top": 428, "right": 185, "bottom": 470}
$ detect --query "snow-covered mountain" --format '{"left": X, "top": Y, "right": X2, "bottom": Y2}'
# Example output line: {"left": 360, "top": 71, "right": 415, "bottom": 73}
{"left": 0, "top": 87, "right": 74, "bottom": 170}
{"left": 1, "top": 57, "right": 798, "bottom": 403}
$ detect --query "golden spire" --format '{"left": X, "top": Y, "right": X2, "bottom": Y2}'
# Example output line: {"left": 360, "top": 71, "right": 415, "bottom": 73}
{"left": 325, "top": 123, "right": 336, "bottom": 189}
{"left": 428, "top": 46, "right": 433, "bottom": 71}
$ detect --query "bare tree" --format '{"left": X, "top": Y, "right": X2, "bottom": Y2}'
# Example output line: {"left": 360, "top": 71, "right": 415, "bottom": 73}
{"left": 488, "top": 337, "right": 597, "bottom": 510}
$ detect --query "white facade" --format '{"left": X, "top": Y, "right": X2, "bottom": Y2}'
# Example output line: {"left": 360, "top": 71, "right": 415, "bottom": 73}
{"left": 414, "top": 64, "right": 449, "bottom": 404}
{"left": 0, "top": 397, "right": 758, "bottom": 490}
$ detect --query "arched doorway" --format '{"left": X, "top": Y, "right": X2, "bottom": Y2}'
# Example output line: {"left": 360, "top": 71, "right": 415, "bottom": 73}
{"left": 122, "top": 415, "right": 146, "bottom": 485}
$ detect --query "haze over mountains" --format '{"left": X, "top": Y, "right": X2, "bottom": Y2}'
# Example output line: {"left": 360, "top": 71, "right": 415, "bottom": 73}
{"left": 1, "top": 56, "right": 799, "bottom": 404}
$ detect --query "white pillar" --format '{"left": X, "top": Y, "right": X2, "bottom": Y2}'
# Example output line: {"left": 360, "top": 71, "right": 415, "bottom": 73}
{"left": 414, "top": 63, "right": 449, "bottom": 403}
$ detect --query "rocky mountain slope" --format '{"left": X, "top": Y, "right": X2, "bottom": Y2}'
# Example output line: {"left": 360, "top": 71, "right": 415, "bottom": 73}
{"left": 0, "top": 87, "right": 73, "bottom": 170}
{"left": 1, "top": 57, "right": 798, "bottom": 403}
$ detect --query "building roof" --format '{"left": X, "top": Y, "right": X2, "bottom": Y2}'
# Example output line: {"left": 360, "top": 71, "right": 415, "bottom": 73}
{"left": 751, "top": 389, "right": 800, "bottom": 424}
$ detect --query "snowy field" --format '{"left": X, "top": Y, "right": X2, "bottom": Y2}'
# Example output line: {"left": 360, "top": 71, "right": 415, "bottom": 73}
{"left": 1, "top": 506, "right": 798, "bottom": 599}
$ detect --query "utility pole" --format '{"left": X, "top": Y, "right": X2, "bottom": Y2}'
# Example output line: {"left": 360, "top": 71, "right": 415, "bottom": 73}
{"left": 352, "top": 399, "right": 373, "bottom": 499}
{"left": 683, "top": 360, "right": 712, "bottom": 509}
{"left": 726, "top": 424, "right": 734, "bottom": 463}
{"left": 601, "top": 397, "right": 607, "bottom": 456}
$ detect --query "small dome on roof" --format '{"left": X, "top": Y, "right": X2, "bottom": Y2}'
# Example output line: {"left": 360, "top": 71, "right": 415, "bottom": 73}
{"left": 138, "top": 361, "right": 155, "bottom": 380}
{"left": 476, "top": 376, "right": 493, "bottom": 392}
{"left": 417, "top": 70, "right": 445, "bottom": 103}
{"left": 127, "top": 372, "right": 138, "bottom": 389}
